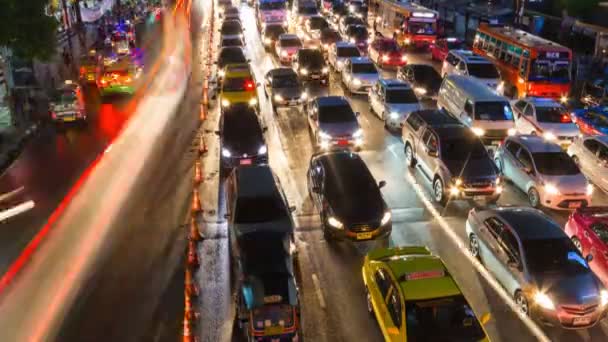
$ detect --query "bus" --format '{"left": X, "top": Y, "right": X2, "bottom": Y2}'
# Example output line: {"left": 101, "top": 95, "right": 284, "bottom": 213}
{"left": 373, "top": 0, "right": 438, "bottom": 48}
{"left": 473, "top": 23, "right": 572, "bottom": 100}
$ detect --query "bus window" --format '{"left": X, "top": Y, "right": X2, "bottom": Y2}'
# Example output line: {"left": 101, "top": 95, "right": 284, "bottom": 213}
{"left": 519, "top": 58, "right": 528, "bottom": 78}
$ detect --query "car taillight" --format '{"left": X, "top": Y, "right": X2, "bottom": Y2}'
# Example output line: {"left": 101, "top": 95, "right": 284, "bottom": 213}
{"left": 51, "top": 112, "right": 57, "bottom": 119}
{"left": 560, "top": 114, "right": 571, "bottom": 123}
{"left": 80, "top": 67, "right": 86, "bottom": 75}
{"left": 100, "top": 79, "right": 107, "bottom": 85}
{"left": 244, "top": 80, "right": 255, "bottom": 90}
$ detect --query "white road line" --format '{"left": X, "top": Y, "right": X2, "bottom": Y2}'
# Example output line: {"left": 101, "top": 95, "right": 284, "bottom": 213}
{"left": 0, "top": 200, "right": 35, "bottom": 222}
{"left": 311, "top": 273, "right": 326, "bottom": 310}
{"left": 0, "top": 186, "right": 25, "bottom": 203}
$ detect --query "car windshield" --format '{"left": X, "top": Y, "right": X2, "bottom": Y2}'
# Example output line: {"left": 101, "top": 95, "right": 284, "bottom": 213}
{"left": 265, "top": 26, "right": 286, "bottom": 38}
{"left": 259, "top": 1, "right": 285, "bottom": 10}
{"left": 53, "top": 90, "right": 77, "bottom": 103}
{"left": 273, "top": 75, "right": 299, "bottom": 88}
{"left": 222, "top": 38, "right": 243, "bottom": 47}
{"left": 318, "top": 104, "right": 356, "bottom": 123}
{"left": 475, "top": 102, "right": 514, "bottom": 121}
{"left": 337, "top": 47, "right": 360, "bottom": 57}
{"left": 441, "top": 137, "right": 488, "bottom": 160}
{"left": 405, "top": 296, "right": 486, "bottom": 342}
{"left": 235, "top": 197, "right": 285, "bottom": 223}
{"left": 467, "top": 63, "right": 499, "bottom": 79}
{"left": 300, "top": 6, "right": 318, "bottom": 15}
{"left": 221, "top": 23, "right": 242, "bottom": 35}
{"left": 523, "top": 238, "right": 589, "bottom": 274}
{"left": 309, "top": 17, "right": 328, "bottom": 30}
{"left": 352, "top": 63, "right": 377, "bottom": 74}
{"left": 408, "top": 22, "right": 435, "bottom": 36}
{"left": 583, "top": 111, "right": 608, "bottom": 128}
{"left": 223, "top": 77, "right": 255, "bottom": 92}
{"left": 350, "top": 27, "right": 368, "bottom": 40}
{"left": 300, "top": 51, "right": 324, "bottom": 67}
{"left": 386, "top": 89, "right": 418, "bottom": 104}
{"left": 529, "top": 60, "right": 570, "bottom": 83}
{"left": 280, "top": 38, "right": 302, "bottom": 47}
{"left": 219, "top": 50, "right": 246, "bottom": 66}
{"left": 535, "top": 106, "right": 571, "bottom": 123}
{"left": 532, "top": 152, "right": 580, "bottom": 175}
{"left": 447, "top": 40, "right": 465, "bottom": 50}
{"left": 321, "top": 30, "right": 340, "bottom": 41}
{"left": 413, "top": 66, "right": 441, "bottom": 82}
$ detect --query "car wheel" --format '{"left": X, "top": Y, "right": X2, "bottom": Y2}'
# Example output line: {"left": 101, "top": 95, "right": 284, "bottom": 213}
{"left": 366, "top": 289, "right": 374, "bottom": 315}
{"left": 528, "top": 187, "right": 541, "bottom": 208}
{"left": 469, "top": 234, "right": 481, "bottom": 261}
{"left": 571, "top": 236, "right": 583, "bottom": 252}
{"left": 433, "top": 178, "right": 447, "bottom": 205}
{"left": 515, "top": 291, "right": 529, "bottom": 316}
{"left": 404, "top": 144, "right": 416, "bottom": 168}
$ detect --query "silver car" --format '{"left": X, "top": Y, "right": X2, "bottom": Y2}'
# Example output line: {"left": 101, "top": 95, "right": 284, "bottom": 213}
{"left": 495, "top": 135, "right": 592, "bottom": 210}
{"left": 328, "top": 42, "right": 360, "bottom": 72}
{"left": 466, "top": 207, "right": 608, "bottom": 328}
{"left": 341, "top": 57, "right": 379, "bottom": 94}
{"left": 306, "top": 96, "right": 363, "bottom": 151}
{"left": 368, "top": 79, "right": 420, "bottom": 131}
{"left": 567, "top": 135, "right": 608, "bottom": 193}
{"left": 275, "top": 34, "right": 303, "bottom": 64}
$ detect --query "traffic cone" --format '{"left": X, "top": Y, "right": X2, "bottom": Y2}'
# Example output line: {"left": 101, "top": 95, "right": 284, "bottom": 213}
{"left": 182, "top": 316, "right": 197, "bottom": 342}
{"left": 198, "top": 135, "right": 208, "bottom": 156}
{"left": 184, "top": 291, "right": 199, "bottom": 321}
{"left": 185, "top": 267, "right": 199, "bottom": 297}
{"left": 189, "top": 216, "right": 203, "bottom": 242}
{"left": 191, "top": 188, "right": 202, "bottom": 213}
{"left": 193, "top": 160, "right": 203, "bottom": 185}
{"left": 187, "top": 240, "right": 200, "bottom": 269}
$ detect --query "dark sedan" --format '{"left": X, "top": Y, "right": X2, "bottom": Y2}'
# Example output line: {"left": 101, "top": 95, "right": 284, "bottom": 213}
{"left": 218, "top": 104, "right": 267, "bottom": 172}
{"left": 292, "top": 48, "right": 329, "bottom": 85}
{"left": 397, "top": 64, "right": 442, "bottom": 100}
{"left": 263, "top": 68, "right": 307, "bottom": 112}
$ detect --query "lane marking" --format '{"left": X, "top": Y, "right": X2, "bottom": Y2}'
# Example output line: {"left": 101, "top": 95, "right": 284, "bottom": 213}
{"left": 0, "top": 201, "right": 35, "bottom": 223}
{"left": 311, "top": 273, "right": 326, "bottom": 310}
{"left": 0, "top": 186, "right": 25, "bottom": 204}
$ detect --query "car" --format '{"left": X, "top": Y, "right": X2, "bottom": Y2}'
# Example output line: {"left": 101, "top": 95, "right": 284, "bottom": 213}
{"left": 347, "top": 0, "right": 367, "bottom": 20}
{"left": 511, "top": 97, "right": 579, "bottom": 147}
{"left": 292, "top": 48, "right": 329, "bottom": 85}
{"left": 338, "top": 15, "right": 364, "bottom": 36}
{"left": 306, "top": 96, "right": 363, "bottom": 150}
{"left": 571, "top": 106, "right": 608, "bottom": 136}
{"left": 49, "top": 81, "right": 87, "bottom": 123}
{"left": 301, "top": 15, "right": 329, "bottom": 42}
{"left": 261, "top": 24, "right": 287, "bottom": 49}
{"left": 110, "top": 31, "right": 132, "bottom": 55}
{"left": 567, "top": 135, "right": 608, "bottom": 193}
{"left": 495, "top": 135, "right": 592, "bottom": 209}
{"left": 328, "top": 41, "right": 361, "bottom": 72}
{"left": 565, "top": 207, "right": 608, "bottom": 287}
{"left": 216, "top": 47, "right": 249, "bottom": 80}
{"left": 219, "top": 19, "right": 244, "bottom": 41}
{"left": 402, "top": 109, "right": 502, "bottom": 205}
{"left": 307, "top": 150, "right": 391, "bottom": 243}
{"left": 320, "top": 0, "right": 335, "bottom": 14}
{"left": 368, "top": 38, "right": 407, "bottom": 69}
{"left": 218, "top": 104, "right": 267, "bottom": 172}
{"left": 220, "top": 5, "right": 240, "bottom": 21}
{"left": 275, "top": 34, "right": 303, "bottom": 64}
{"left": 220, "top": 35, "right": 245, "bottom": 48}
{"left": 329, "top": 2, "right": 348, "bottom": 25}
{"left": 263, "top": 68, "right": 307, "bottom": 112}
{"left": 397, "top": 64, "right": 442, "bottom": 100}
{"left": 218, "top": 63, "right": 260, "bottom": 111}
{"left": 430, "top": 37, "right": 466, "bottom": 61}
{"left": 319, "top": 28, "right": 341, "bottom": 53}
{"left": 78, "top": 50, "right": 101, "bottom": 84}
{"left": 345, "top": 25, "right": 370, "bottom": 53}
{"left": 580, "top": 79, "right": 608, "bottom": 108}
{"left": 362, "top": 246, "right": 490, "bottom": 341}
{"left": 292, "top": 1, "right": 318, "bottom": 26}
{"left": 466, "top": 206, "right": 608, "bottom": 328}
{"left": 341, "top": 57, "right": 379, "bottom": 94}
{"left": 97, "top": 57, "right": 141, "bottom": 97}
{"left": 369, "top": 79, "right": 420, "bottom": 131}
{"left": 441, "top": 50, "right": 502, "bottom": 91}
{"left": 218, "top": 0, "right": 233, "bottom": 14}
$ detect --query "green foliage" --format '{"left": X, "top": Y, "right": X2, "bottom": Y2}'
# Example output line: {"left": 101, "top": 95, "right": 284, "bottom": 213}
{"left": 558, "top": 0, "right": 600, "bottom": 18}
{"left": 0, "top": 0, "right": 59, "bottom": 61}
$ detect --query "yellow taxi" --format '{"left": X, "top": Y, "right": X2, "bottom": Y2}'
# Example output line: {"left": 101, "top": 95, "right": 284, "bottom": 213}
{"left": 219, "top": 63, "right": 260, "bottom": 111}
{"left": 362, "top": 246, "right": 491, "bottom": 342}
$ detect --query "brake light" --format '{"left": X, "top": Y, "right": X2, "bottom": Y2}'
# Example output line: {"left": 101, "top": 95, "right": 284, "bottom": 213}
{"left": 100, "top": 79, "right": 107, "bottom": 85}
{"left": 51, "top": 112, "right": 57, "bottom": 119}
{"left": 124, "top": 77, "right": 132, "bottom": 83}
{"left": 244, "top": 80, "right": 255, "bottom": 90}
{"left": 80, "top": 67, "right": 86, "bottom": 76}
{"left": 560, "top": 114, "right": 572, "bottom": 123}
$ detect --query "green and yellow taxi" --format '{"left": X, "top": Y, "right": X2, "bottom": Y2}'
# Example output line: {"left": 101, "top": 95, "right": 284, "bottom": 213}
{"left": 79, "top": 49, "right": 101, "bottom": 84}
{"left": 97, "top": 56, "right": 142, "bottom": 97}
{"left": 219, "top": 63, "right": 260, "bottom": 112}
{"left": 362, "top": 246, "right": 491, "bottom": 342}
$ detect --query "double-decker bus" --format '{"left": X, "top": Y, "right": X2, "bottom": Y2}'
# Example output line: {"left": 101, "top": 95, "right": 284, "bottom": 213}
{"left": 373, "top": 0, "right": 438, "bottom": 48}
{"left": 473, "top": 23, "right": 572, "bottom": 100}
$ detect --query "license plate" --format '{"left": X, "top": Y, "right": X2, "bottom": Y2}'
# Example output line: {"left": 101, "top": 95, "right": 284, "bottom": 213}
{"left": 240, "top": 159, "right": 252, "bottom": 165}
{"left": 573, "top": 316, "right": 591, "bottom": 326}
{"left": 312, "top": 75, "right": 320, "bottom": 79}
{"left": 357, "top": 232, "right": 373, "bottom": 240}
{"left": 338, "top": 140, "right": 348, "bottom": 146}
{"left": 263, "top": 326, "right": 283, "bottom": 336}
{"left": 62, "top": 116, "right": 76, "bottom": 122}
{"left": 473, "top": 196, "right": 485, "bottom": 201}
{"left": 568, "top": 201, "right": 582, "bottom": 209}
{"left": 289, "top": 100, "right": 298, "bottom": 105}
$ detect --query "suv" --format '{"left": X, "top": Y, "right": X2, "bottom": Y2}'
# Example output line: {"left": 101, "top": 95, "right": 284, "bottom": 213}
{"left": 218, "top": 104, "right": 267, "bottom": 172}
{"left": 441, "top": 50, "right": 501, "bottom": 90}
{"left": 292, "top": 48, "right": 329, "bottom": 85}
{"left": 306, "top": 96, "right": 363, "bottom": 150}
{"left": 402, "top": 110, "right": 502, "bottom": 205}
{"left": 307, "top": 151, "right": 391, "bottom": 244}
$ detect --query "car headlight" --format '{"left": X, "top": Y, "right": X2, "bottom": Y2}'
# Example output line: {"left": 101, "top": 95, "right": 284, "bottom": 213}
{"left": 322, "top": 67, "right": 329, "bottom": 74}
{"left": 258, "top": 145, "right": 267, "bottom": 155}
{"left": 300, "top": 68, "right": 308, "bottom": 75}
{"left": 381, "top": 55, "right": 389, "bottom": 62}
{"left": 274, "top": 94, "right": 284, "bottom": 102}
{"left": 534, "top": 292, "right": 555, "bottom": 310}
{"left": 300, "top": 91, "right": 308, "bottom": 100}
{"left": 281, "top": 50, "right": 288, "bottom": 57}
{"left": 414, "top": 87, "right": 427, "bottom": 95}
{"left": 327, "top": 216, "right": 344, "bottom": 229}
{"left": 352, "top": 78, "right": 361, "bottom": 86}
{"left": 497, "top": 81, "right": 505, "bottom": 92}
{"left": 380, "top": 211, "right": 391, "bottom": 226}
{"left": 218, "top": 69, "right": 225, "bottom": 78}
{"left": 560, "top": 95, "right": 568, "bottom": 104}
{"left": 264, "top": 37, "right": 272, "bottom": 45}
{"left": 404, "top": 38, "right": 411, "bottom": 45}
{"left": 221, "top": 99, "right": 231, "bottom": 107}
{"left": 452, "top": 177, "right": 463, "bottom": 186}
{"left": 319, "top": 131, "right": 331, "bottom": 139}
{"left": 389, "top": 112, "right": 399, "bottom": 119}
{"left": 352, "top": 128, "right": 363, "bottom": 138}
{"left": 349, "top": 38, "right": 355, "bottom": 43}
{"left": 495, "top": 177, "right": 501, "bottom": 186}
{"left": 471, "top": 127, "right": 485, "bottom": 136}
{"left": 366, "top": 38, "right": 372, "bottom": 44}
{"left": 249, "top": 98, "right": 258, "bottom": 106}
{"left": 543, "top": 132, "right": 556, "bottom": 141}
{"left": 587, "top": 184, "right": 594, "bottom": 196}
{"left": 323, "top": 43, "right": 329, "bottom": 49}
{"left": 544, "top": 183, "right": 560, "bottom": 195}
{"left": 221, "top": 148, "right": 231, "bottom": 158}
{"left": 508, "top": 128, "right": 517, "bottom": 136}
{"left": 401, "top": 55, "right": 407, "bottom": 62}
{"left": 601, "top": 290, "right": 608, "bottom": 306}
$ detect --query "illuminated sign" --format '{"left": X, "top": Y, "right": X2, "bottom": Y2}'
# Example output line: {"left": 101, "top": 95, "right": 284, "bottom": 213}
{"left": 540, "top": 51, "right": 569, "bottom": 59}
{"left": 405, "top": 269, "right": 445, "bottom": 281}
{"left": 412, "top": 11, "right": 435, "bottom": 18}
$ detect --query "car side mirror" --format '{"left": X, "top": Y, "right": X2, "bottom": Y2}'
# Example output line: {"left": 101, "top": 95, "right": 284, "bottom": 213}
{"left": 516, "top": 113, "right": 521, "bottom": 119}
{"left": 355, "top": 111, "right": 360, "bottom": 117}
{"left": 312, "top": 185, "right": 321, "bottom": 193}
{"left": 521, "top": 165, "right": 533, "bottom": 174}
{"left": 256, "top": 82, "right": 261, "bottom": 87}
{"left": 215, "top": 130, "right": 221, "bottom": 135}
{"left": 428, "top": 149, "right": 438, "bottom": 157}
{"left": 586, "top": 254, "right": 594, "bottom": 263}
{"left": 289, "top": 206, "right": 296, "bottom": 212}
{"left": 378, "top": 180, "right": 386, "bottom": 189}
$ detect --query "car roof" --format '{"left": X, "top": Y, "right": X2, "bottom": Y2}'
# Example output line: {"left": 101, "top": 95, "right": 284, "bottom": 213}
{"left": 492, "top": 207, "right": 566, "bottom": 241}
{"left": 219, "top": 46, "right": 245, "bottom": 55}
{"left": 298, "top": 48, "right": 323, "bottom": 56}
{"left": 408, "top": 63, "right": 436, "bottom": 71}
{"left": 508, "top": 135, "right": 563, "bottom": 153}
{"left": 412, "top": 109, "right": 463, "bottom": 127}
{"left": 523, "top": 97, "right": 562, "bottom": 108}
{"left": 234, "top": 166, "right": 278, "bottom": 198}
{"left": 444, "top": 75, "right": 506, "bottom": 101}
{"left": 335, "top": 41, "right": 357, "bottom": 48}
{"left": 222, "top": 104, "right": 259, "bottom": 125}
{"left": 379, "top": 79, "right": 411, "bottom": 89}
{"left": 268, "top": 68, "right": 298, "bottom": 77}
{"left": 449, "top": 50, "right": 492, "bottom": 64}
{"left": 279, "top": 33, "right": 299, "bottom": 40}
{"left": 315, "top": 96, "right": 350, "bottom": 106}
{"left": 350, "top": 57, "right": 373, "bottom": 64}
{"left": 224, "top": 63, "right": 253, "bottom": 77}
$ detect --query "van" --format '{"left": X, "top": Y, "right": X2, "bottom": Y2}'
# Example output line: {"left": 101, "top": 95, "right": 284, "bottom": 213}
{"left": 437, "top": 75, "right": 516, "bottom": 146}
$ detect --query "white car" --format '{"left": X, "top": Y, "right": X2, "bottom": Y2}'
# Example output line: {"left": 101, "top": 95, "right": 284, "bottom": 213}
{"left": 341, "top": 57, "right": 379, "bottom": 94}
{"left": 328, "top": 42, "right": 360, "bottom": 72}
{"left": 495, "top": 135, "right": 593, "bottom": 210}
{"left": 512, "top": 97, "right": 579, "bottom": 147}
{"left": 441, "top": 50, "right": 502, "bottom": 90}
{"left": 369, "top": 79, "right": 420, "bottom": 131}
{"left": 275, "top": 34, "right": 303, "bottom": 64}
{"left": 567, "top": 135, "right": 608, "bottom": 193}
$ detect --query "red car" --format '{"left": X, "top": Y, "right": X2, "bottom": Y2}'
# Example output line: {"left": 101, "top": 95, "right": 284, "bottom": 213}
{"left": 368, "top": 38, "right": 407, "bottom": 69}
{"left": 430, "top": 37, "right": 466, "bottom": 61}
{"left": 565, "top": 207, "right": 608, "bottom": 287}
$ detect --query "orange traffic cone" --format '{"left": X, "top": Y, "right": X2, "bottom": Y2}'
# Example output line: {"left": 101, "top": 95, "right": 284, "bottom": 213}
{"left": 198, "top": 135, "right": 208, "bottom": 156}
{"left": 193, "top": 160, "right": 203, "bottom": 185}
{"left": 191, "top": 188, "right": 202, "bottom": 213}
{"left": 189, "top": 216, "right": 203, "bottom": 242}
{"left": 184, "top": 291, "right": 199, "bottom": 321}
{"left": 187, "top": 240, "right": 200, "bottom": 269}
{"left": 185, "top": 268, "right": 199, "bottom": 297}
{"left": 182, "top": 316, "right": 197, "bottom": 342}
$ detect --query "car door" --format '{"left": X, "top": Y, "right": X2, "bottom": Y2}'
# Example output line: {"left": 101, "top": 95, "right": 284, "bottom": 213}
{"left": 511, "top": 147, "right": 535, "bottom": 192}
{"left": 456, "top": 60, "right": 467, "bottom": 76}
{"left": 342, "top": 59, "right": 352, "bottom": 84}
{"left": 369, "top": 268, "right": 394, "bottom": 337}
{"left": 580, "top": 138, "right": 601, "bottom": 178}
{"left": 264, "top": 72, "right": 273, "bottom": 97}
{"left": 385, "top": 285, "right": 405, "bottom": 340}
{"left": 417, "top": 129, "right": 438, "bottom": 179}
{"left": 500, "top": 140, "right": 520, "bottom": 177}
{"left": 512, "top": 100, "right": 529, "bottom": 133}
{"left": 307, "top": 158, "right": 324, "bottom": 210}
{"left": 370, "top": 83, "right": 383, "bottom": 117}
{"left": 478, "top": 217, "right": 506, "bottom": 279}
{"left": 307, "top": 100, "right": 319, "bottom": 134}
{"left": 495, "top": 228, "right": 525, "bottom": 296}
{"left": 588, "top": 223, "right": 608, "bottom": 284}
{"left": 595, "top": 144, "right": 608, "bottom": 190}
{"left": 292, "top": 53, "right": 300, "bottom": 73}
{"left": 369, "top": 41, "right": 378, "bottom": 62}
{"left": 522, "top": 104, "right": 537, "bottom": 134}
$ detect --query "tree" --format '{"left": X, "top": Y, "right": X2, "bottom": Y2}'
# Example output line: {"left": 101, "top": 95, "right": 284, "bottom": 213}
{"left": 0, "top": 0, "right": 59, "bottom": 61}
{"left": 557, "top": 0, "right": 600, "bottom": 18}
